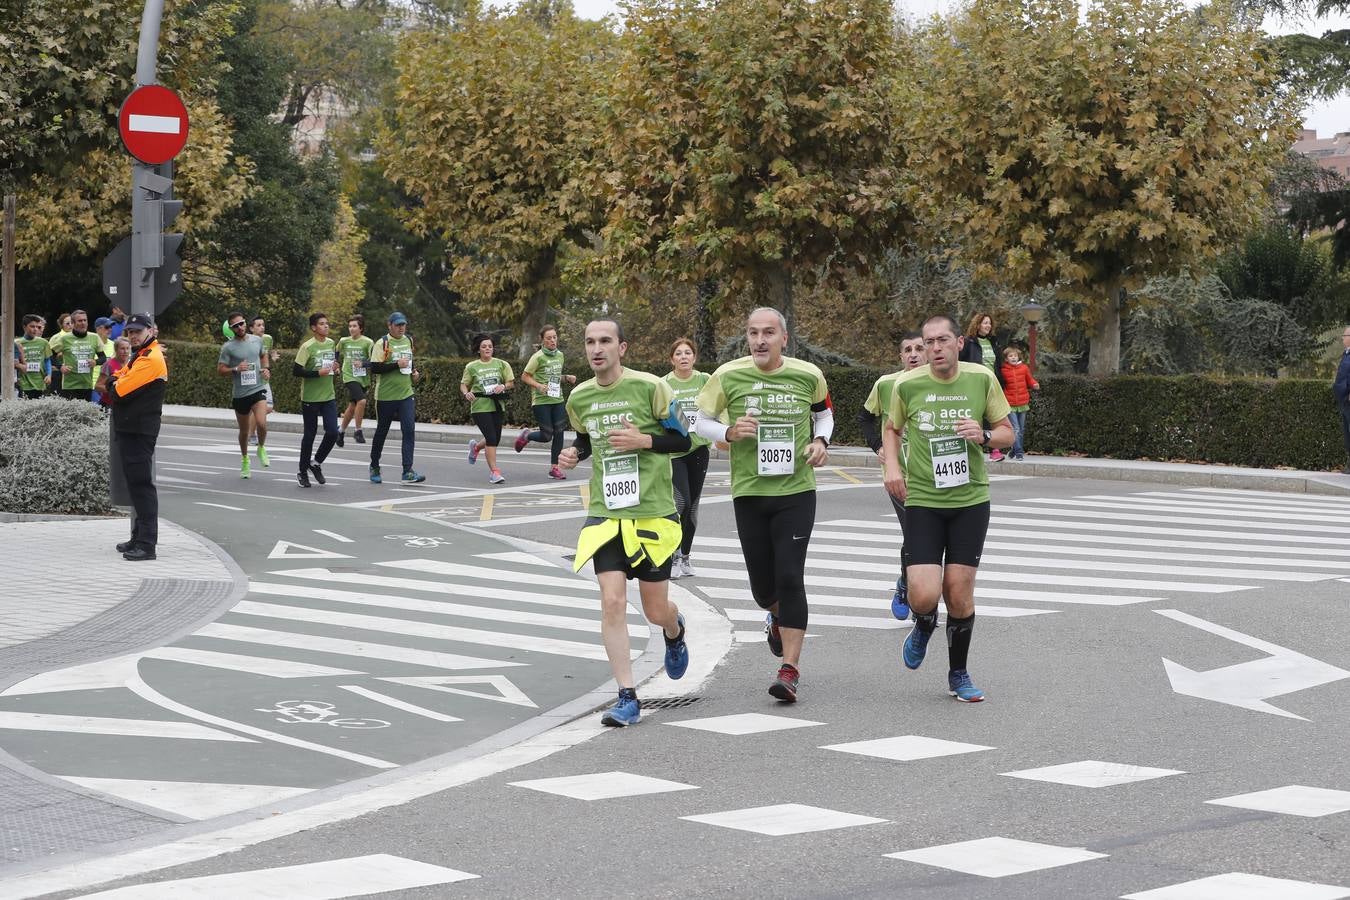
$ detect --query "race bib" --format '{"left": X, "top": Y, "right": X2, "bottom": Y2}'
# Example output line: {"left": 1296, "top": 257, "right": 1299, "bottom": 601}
{"left": 352, "top": 363, "right": 366, "bottom": 377}
{"left": 929, "top": 436, "right": 970, "bottom": 489}
{"left": 757, "top": 423, "right": 795, "bottom": 476}
{"left": 479, "top": 373, "right": 500, "bottom": 393}
{"left": 546, "top": 377, "right": 562, "bottom": 399}
{"left": 602, "top": 454, "right": 640, "bottom": 510}
{"left": 319, "top": 351, "right": 336, "bottom": 371}
{"left": 678, "top": 398, "right": 698, "bottom": 432}
{"left": 240, "top": 368, "right": 258, "bottom": 387}
{"left": 396, "top": 351, "right": 412, "bottom": 374}
{"left": 76, "top": 356, "right": 92, "bottom": 374}
{"left": 25, "top": 360, "right": 40, "bottom": 373}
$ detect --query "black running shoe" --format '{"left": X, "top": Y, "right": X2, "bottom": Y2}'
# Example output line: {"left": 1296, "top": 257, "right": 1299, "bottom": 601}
{"left": 297, "top": 469, "right": 311, "bottom": 488}
{"left": 309, "top": 464, "right": 326, "bottom": 485}
{"left": 769, "top": 664, "right": 799, "bottom": 702}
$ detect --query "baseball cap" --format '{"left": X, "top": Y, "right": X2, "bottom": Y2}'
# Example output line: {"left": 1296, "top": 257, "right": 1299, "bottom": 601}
{"left": 123, "top": 314, "right": 154, "bottom": 332}
{"left": 94, "top": 317, "right": 113, "bottom": 328}
{"left": 388, "top": 312, "right": 408, "bottom": 325}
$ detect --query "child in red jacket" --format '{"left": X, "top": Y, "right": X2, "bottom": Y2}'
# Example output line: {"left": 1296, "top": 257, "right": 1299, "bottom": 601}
{"left": 999, "top": 347, "right": 1039, "bottom": 460}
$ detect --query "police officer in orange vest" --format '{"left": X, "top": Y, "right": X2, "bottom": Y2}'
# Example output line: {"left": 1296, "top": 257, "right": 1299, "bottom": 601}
{"left": 110, "top": 314, "right": 168, "bottom": 561}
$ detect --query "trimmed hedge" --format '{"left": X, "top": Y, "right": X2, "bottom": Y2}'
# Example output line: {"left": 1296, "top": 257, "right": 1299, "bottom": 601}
{"left": 0, "top": 397, "right": 113, "bottom": 515}
{"left": 159, "top": 343, "right": 1348, "bottom": 471}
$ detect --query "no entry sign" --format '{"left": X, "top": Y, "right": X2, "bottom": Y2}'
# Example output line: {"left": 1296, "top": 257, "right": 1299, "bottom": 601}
{"left": 118, "top": 85, "right": 189, "bottom": 165}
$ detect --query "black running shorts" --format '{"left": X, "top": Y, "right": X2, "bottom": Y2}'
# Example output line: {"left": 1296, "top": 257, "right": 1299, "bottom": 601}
{"left": 232, "top": 390, "right": 268, "bottom": 415}
{"left": 904, "top": 501, "right": 991, "bottom": 568}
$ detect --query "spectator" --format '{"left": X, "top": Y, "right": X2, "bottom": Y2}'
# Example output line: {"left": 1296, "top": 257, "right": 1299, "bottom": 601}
{"left": 110, "top": 315, "right": 167, "bottom": 561}
{"left": 108, "top": 304, "right": 127, "bottom": 341}
{"left": 94, "top": 318, "right": 117, "bottom": 357}
{"left": 1335, "top": 324, "right": 1350, "bottom": 475}
{"left": 959, "top": 310, "right": 1005, "bottom": 461}
{"left": 96, "top": 338, "right": 132, "bottom": 409}
{"left": 999, "top": 346, "right": 1039, "bottom": 461}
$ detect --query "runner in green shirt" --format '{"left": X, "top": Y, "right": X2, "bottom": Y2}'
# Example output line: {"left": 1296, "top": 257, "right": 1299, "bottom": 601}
{"left": 514, "top": 325, "right": 577, "bottom": 479}
{"left": 461, "top": 333, "right": 515, "bottom": 485}
{"left": 337, "top": 315, "right": 375, "bottom": 447}
{"left": 292, "top": 313, "right": 341, "bottom": 488}
{"left": 857, "top": 329, "right": 927, "bottom": 620}
{"left": 13, "top": 315, "right": 52, "bottom": 398}
{"left": 217, "top": 312, "right": 271, "bottom": 478}
{"left": 558, "top": 318, "right": 690, "bottom": 727}
{"left": 47, "top": 313, "right": 72, "bottom": 393}
{"left": 693, "top": 307, "right": 833, "bottom": 703}
{"left": 246, "top": 316, "right": 278, "bottom": 446}
{"left": 882, "top": 314, "right": 1013, "bottom": 704}
{"left": 367, "top": 311, "right": 424, "bottom": 484}
{"left": 57, "top": 310, "right": 105, "bottom": 401}
{"left": 663, "top": 337, "right": 712, "bottom": 579}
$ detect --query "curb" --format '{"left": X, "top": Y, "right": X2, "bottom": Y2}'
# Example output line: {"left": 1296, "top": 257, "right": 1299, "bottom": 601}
{"left": 162, "top": 408, "right": 1350, "bottom": 496}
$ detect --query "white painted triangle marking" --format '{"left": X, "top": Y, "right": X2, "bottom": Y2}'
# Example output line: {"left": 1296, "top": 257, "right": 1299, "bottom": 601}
{"left": 476, "top": 551, "right": 557, "bottom": 568}
{"left": 379, "top": 675, "right": 537, "bottom": 708}
{"left": 267, "top": 540, "right": 353, "bottom": 560}
{"left": 62, "top": 777, "right": 312, "bottom": 821}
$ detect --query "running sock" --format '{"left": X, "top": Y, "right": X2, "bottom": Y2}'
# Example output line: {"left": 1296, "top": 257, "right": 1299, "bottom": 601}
{"left": 664, "top": 618, "right": 685, "bottom": 644}
{"left": 946, "top": 614, "right": 975, "bottom": 671}
{"left": 913, "top": 610, "right": 938, "bottom": 634}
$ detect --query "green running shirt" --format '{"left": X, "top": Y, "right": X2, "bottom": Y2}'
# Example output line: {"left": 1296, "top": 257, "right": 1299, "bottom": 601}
{"left": 885, "top": 362, "right": 1011, "bottom": 509}
{"left": 696, "top": 356, "right": 829, "bottom": 499}
{"left": 337, "top": 335, "right": 375, "bottom": 386}
{"left": 524, "top": 349, "right": 566, "bottom": 405}
{"left": 371, "top": 335, "right": 415, "bottom": 401}
{"left": 14, "top": 337, "right": 51, "bottom": 392}
{"left": 566, "top": 368, "right": 679, "bottom": 519}
{"left": 295, "top": 337, "right": 338, "bottom": 403}
{"left": 461, "top": 359, "right": 515, "bottom": 414}
{"left": 663, "top": 370, "right": 711, "bottom": 456}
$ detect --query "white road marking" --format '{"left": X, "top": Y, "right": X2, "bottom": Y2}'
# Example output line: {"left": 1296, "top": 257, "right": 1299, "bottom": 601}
{"left": 271, "top": 567, "right": 603, "bottom": 611}
{"left": 722, "top": 607, "right": 903, "bottom": 630}
{"left": 1121, "top": 871, "right": 1350, "bottom": 899}
{"left": 194, "top": 622, "right": 527, "bottom": 671}
{"left": 1018, "top": 496, "right": 1350, "bottom": 526}
{"left": 73, "top": 853, "right": 477, "bottom": 898}
{"left": 312, "top": 529, "right": 355, "bottom": 543}
{"left": 61, "top": 777, "right": 313, "bottom": 821}
{"left": 1009, "top": 502, "right": 1346, "bottom": 535}
{"left": 887, "top": 836, "right": 1106, "bottom": 878}
{"left": 1206, "top": 785, "right": 1350, "bottom": 818}
{"left": 0, "top": 712, "right": 253, "bottom": 742}
{"left": 378, "top": 675, "right": 537, "bottom": 708}
{"left": 664, "top": 713, "right": 825, "bottom": 735}
{"left": 157, "top": 475, "right": 207, "bottom": 486}
{"left": 821, "top": 735, "right": 994, "bottom": 761}
{"left": 476, "top": 550, "right": 559, "bottom": 567}
{"left": 146, "top": 647, "right": 362, "bottom": 679}
{"left": 193, "top": 502, "right": 245, "bottom": 512}
{"left": 337, "top": 685, "right": 463, "bottom": 722}
{"left": 248, "top": 581, "right": 641, "bottom": 636}
{"left": 267, "top": 540, "right": 354, "bottom": 560}
{"left": 377, "top": 557, "right": 599, "bottom": 592}
{"left": 342, "top": 479, "right": 579, "bottom": 509}
{"left": 229, "top": 600, "right": 623, "bottom": 661}
{"left": 681, "top": 803, "right": 887, "bottom": 836}
{"left": 1000, "top": 761, "right": 1185, "bottom": 788}
{"left": 510, "top": 771, "right": 698, "bottom": 800}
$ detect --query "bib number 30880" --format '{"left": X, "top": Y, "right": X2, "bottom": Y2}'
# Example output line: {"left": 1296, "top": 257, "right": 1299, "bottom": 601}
{"left": 602, "top": 454, "right": 641, "bottom": 510}
{"left": 757, "top": 424, "right": 795, "bottom": 476}
{"left": 929, "top": 436, "right": 970, "bottom": 489}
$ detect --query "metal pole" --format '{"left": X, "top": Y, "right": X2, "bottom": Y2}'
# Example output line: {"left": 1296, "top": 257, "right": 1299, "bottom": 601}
{"left": 129, "top": 0, "right": 166, "bottom": 319}
{"left": 1, "top": 194, "right": 14, "bottom": 403}
{"left": 1028, "top": 321, "right": 1038, "bottom": 373}
{"left": 135, "top": 0, "right": 164, "bottom": 87}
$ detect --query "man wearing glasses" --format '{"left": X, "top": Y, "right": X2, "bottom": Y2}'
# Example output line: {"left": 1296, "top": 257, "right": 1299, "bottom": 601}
{"left": 217, "top": 313, "right": 271, "bottom": 478}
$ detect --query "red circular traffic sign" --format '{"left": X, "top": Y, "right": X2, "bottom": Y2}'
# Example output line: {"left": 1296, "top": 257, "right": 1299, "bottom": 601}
{"left": 118, "top": 85, "right": 189, "bottom": 165}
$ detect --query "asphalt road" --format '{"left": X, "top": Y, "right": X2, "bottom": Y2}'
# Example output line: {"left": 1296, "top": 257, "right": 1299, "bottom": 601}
{"left": 9, "top": 423, "right": 1350, "bottom": 899}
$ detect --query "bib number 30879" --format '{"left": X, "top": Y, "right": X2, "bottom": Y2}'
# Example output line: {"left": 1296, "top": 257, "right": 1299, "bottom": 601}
{"left": 757, "top": 424, "right": 795, "bottom": 476}
{"left": 602, "top": 454, "right": 641, "bottom": 510}
{"left": 929, "top": 436, "right": 970, "bottom": 489}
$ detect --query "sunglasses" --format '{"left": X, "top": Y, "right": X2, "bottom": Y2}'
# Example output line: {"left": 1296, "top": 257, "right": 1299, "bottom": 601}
{"left": 229, "top": 321, "right": 246, "bottom": 329}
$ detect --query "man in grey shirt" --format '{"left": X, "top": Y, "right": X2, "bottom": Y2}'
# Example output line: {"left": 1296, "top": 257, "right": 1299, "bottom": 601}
{"left": 217, "top": 312, "right": 271, "bottom": 479}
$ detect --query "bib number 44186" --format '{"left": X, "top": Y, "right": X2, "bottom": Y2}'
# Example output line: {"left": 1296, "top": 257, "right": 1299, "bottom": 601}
{"left": 929, "top": 436, "right": 970, "bottom": 489}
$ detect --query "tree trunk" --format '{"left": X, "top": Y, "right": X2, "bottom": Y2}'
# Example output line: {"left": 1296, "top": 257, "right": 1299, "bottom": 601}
{"left": 1, "top": 194, "right": 15, "bottom": 403}
{"left": 764, "top": 264, "right": 796, "bottom": 357}
{"left": 1087, "top": 282, "right": 1123, "bottom": 376}
{"left": 695, "top": 278, "right": 717, "bottom": 360}
{"left": 516, "top": 247, "right": 556, "bottom": 361}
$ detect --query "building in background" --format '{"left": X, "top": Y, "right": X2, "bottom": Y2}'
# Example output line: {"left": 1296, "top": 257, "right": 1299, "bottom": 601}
{"left": 1293, "top": 129, "right": 1350, "bottom": 177}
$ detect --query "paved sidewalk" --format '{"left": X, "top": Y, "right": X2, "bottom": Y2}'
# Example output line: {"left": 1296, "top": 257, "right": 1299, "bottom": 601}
{"left": 163, "top": 403, "right": 1350, "bottom": 496}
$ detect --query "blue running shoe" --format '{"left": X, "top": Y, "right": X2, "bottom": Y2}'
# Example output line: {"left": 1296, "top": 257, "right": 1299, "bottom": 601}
{"left": 890, "top": 575, "right": 910, "bottom": 621}
{"left": 369, "top": 465, "right": 382, "bottom": 484}
{"left": 948, "top": 669, "right": 985, "bottom": 702}
{"left": 664, "top": 613, "right": 689, "bottom": 680}
{"left": 402, "top": 469, "right": 426, "bottom": 483}
{"left": 764, "top": 613, "right": 783, "bottom": 657}
{"left": 903, "top": 625, "right": 931, "bottom": 670}
{"left": 601, "top": 688, "right": 641, "bottom": 726}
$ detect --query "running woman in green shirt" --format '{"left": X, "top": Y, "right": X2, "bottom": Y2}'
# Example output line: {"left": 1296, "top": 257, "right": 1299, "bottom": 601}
{"left": 882, "top": 314, "right": 1013, "bottom": 703}
{"left": 559, "top": 318, "right": 691, "bottom": 727}
{"left": 857, "top": 330, "right": 927, "bottom": 620}
{"left": 693, "top": 307, "right": 833, "bottom": 703}
{"left": 337, "top": 315, "right": 375, "bottom": 446}
{"left": 13, "top": 315, "right": 52, "bottom": 398}
{"left": 367, "top": 311, "right": 425, "bottom": 484}
{"left": 462, "top": 333, "right": 514, "bottom": 485}
{"left": 514, "top": 324, "right": 576, "bottom": 479}
{"left": 293, "top": 312, "right": 341, "bottom": 488}
{"left": 663, "top": 337, "right": 712, "bottom": 578}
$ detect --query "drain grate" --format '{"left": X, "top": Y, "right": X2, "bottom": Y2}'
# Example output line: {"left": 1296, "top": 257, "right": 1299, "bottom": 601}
{"left": 642, "top": 696, "right": 702, "bottom": 710}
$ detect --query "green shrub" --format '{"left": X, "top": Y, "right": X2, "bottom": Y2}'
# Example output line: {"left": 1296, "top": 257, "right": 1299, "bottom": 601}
{"left": 158, "top": 343, "right": 1348, "bottom": 470}
{"left": 0, "top": 397, "right": 113, "bottom": 515}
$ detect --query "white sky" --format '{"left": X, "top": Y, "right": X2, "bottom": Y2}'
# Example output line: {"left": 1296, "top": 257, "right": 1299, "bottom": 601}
{"left": 568, "top": 0, "right": 1350, "bottom": 135}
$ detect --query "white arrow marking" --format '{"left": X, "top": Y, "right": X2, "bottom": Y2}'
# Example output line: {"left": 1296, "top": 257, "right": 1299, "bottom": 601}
{"left": 267, "top": 540, "right": 353, "bottom": 560}
{"left": 128, "top": 113, "right": 181, "bottom": 134}
{"left": 379, "top": 675, "right": 537, "bottom": 708}
{"left": 1156, "top": 609, "right": 1350, "bottom": 720}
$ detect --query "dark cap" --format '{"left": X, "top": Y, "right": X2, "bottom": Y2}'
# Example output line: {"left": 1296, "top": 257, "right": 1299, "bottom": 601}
{"left": 94, "top": 317, "right": 113, "bottom": 328}
{"left": 388, "top": 311, "right": 408, "bottom": 325}
{"left": 123, "top": 314, "right": 154, "bottom": 332}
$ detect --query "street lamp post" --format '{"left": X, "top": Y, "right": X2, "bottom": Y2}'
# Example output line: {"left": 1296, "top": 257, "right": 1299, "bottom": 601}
{"left": 1020, "top": 301, "right": 1044, "bottom": 372}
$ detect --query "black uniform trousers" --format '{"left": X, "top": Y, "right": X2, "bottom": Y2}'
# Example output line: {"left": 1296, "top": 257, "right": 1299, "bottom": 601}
{"left": 116, "top": 430, "right": 159, "bottom": 549}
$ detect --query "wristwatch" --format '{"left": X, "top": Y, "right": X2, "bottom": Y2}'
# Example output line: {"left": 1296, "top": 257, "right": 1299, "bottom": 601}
{"left": 981, "top": 429, "right": 992, "bottom": 447}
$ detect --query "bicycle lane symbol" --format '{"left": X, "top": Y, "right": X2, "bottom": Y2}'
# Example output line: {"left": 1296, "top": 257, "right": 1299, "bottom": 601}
{"left": 257, "top": 700, "right": 391, "bottom": 730}
{"left": 384, "top": 534, "right": 454, "bottom": 549}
